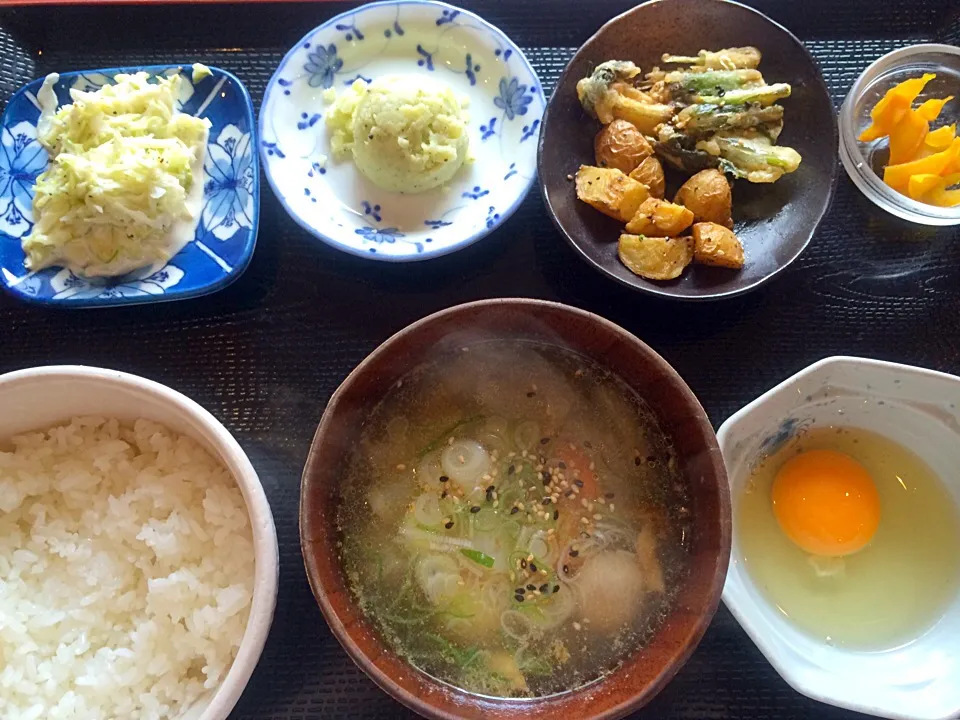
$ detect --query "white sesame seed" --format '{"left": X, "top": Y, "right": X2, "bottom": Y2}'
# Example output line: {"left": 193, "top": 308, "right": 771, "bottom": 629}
{"left": 573, "top": 622, "right": 582, "bottom": 631}
{"left": 580, "top": 517, "right": 589, "bottom": 524}
{"left": 593, "top": 514, "right": 603, "bottom": 521}
{"left": 609, "top": 503, "right": 615, "bottom": 511}
{"left": 396, "top": 463, "right": 406, "bottom": 471}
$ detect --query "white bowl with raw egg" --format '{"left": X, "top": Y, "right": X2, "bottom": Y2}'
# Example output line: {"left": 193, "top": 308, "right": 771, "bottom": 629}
{"left": 719, "top": 356, "right": 960, "bottom": 720}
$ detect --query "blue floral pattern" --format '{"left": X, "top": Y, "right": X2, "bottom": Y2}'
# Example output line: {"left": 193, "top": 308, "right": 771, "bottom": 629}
{"left": 0, "top": 122, "right": 46, "bottom": 239}
{"left": 0, "top": 64, "right": 259, "bottom": 306}
{"left": 49, "top": 264, "right": 185, "bottom": 301}
{"left": 494, "top": 77, "right": 533, "bottom": 121}
{"left": 260, "top": 1, "right": 544, "bottom": 262}
{"left": 305, "top": 44, "right": 344, "bottom": 89}
{"left": 355, "top": 226, "right": 404, "bottom": 244}
{"left": 203, "top": 125, "right": 255, "bottom": 241}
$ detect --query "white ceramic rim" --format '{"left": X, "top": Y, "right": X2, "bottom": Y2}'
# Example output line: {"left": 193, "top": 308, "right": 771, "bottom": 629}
{"left": 258, "top": 0, "right": 542, "bottom": 263}
{"left": 838, "top": 43, "right": 960, "bottom": 227}
{"left": 0, "top": 365, "right": 279, "bottom": 720}
{"left": 718, "top": 355, "right": 960, "bottom": 720}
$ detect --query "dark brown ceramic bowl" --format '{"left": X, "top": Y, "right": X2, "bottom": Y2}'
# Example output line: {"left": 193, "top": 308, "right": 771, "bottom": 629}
{"left": 300, "top": 298, "right": 731, "bottom": 720}
{"left": 538, "top": 0, "right": 838, "bottom": 300}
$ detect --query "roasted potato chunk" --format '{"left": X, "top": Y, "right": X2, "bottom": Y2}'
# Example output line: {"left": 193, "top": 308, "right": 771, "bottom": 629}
{"left": 618, "top": 233, "right": 693, "bottom": 281}
{"left": 625, "top": 197, "right": 694, "bottom": 237}
{"left": 674, "top": 169, "right": 733, "bottom": 228}
{"left": 629, "top": 156, "right": 666, "bottom": 198}
{"left": 595, "top": 120, "right": 653, "bottom": 174}
{"left": 575, "top": 165, "right": 649, "bottom": 222}
{"left": 692, "top": 222, "right": 744, "bottom": 269}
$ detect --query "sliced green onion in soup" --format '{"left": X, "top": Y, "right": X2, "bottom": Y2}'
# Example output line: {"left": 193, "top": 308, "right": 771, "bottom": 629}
{"left": 442, "top": 440, "right": 491, "bottom": 485}
{"left": 460, "top": 548, "right": 496, "bottom": 568}
{"left": 414, "top": 493, "right": 444, "bottom": 527}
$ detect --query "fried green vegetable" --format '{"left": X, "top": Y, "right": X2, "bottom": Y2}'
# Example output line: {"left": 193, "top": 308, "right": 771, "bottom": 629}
{"left": 662, "top": 47, "right": 762, "bottom": 70}
{"left": 653, "top": 124, "right": 719, "bottom": 173}
{"left": 675, "top": 103, "right": 784, "bottom": 135}
{"left": 701, "top": 135, "right": 802, "bottom": 183}
{"left": 694, "top": 82, "right": 792, "bottom": 107}
{"left": 576, "top": 60, "right": 642, "bottom": 119}
{"left": 664, "top": 69, "right": 764, "bottom": 94}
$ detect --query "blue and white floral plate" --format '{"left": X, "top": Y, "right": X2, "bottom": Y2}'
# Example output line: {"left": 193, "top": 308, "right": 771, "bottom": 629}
{"left": 259, "top": 0, "right": 544, "bottom": 261}
{"left": 0, "top": 65, "right": 258, "bottom": 307}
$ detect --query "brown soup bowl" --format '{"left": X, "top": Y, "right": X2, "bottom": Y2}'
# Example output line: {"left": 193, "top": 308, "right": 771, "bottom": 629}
{"left": 300, "top": 298, "right": 731, "bottom": 719}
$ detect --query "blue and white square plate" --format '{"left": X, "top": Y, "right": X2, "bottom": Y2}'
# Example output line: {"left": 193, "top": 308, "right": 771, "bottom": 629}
{"left": 0, "top": 65, "right": 258, "bottom": 307}
{"left": 259, "top": 0, "right": 544, "bottom": 261}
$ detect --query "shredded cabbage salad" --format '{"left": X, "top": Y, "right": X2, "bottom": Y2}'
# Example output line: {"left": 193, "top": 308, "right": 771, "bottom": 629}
{"left": 22, "top": 71, "right": 210, "bottom": 277}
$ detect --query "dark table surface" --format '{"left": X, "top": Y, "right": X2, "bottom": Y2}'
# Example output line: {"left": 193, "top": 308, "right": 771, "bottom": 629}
{"left": 1, "top": 0, "right": 959, "bottom": 717}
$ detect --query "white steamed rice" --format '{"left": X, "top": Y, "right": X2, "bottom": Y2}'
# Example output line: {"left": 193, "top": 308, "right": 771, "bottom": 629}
{"left": 0, "top": 417, "right": 254, "bottom": 720}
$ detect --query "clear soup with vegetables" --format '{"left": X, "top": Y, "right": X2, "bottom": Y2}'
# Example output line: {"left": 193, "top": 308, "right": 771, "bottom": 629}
{"left": 337, "top": 341, "right": 691, "bottom": 697}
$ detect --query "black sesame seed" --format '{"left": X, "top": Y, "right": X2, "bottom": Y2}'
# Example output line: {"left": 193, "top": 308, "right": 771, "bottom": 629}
{"left": 526, "top": 584, "right": 536, "bottom": 591}
{"left": 574, "top": 479, "right": 584, "bottom": 488}
{"left": 470, "top": 506, "right": 481, "bottom": 513}
{"left": 529, "top": 563, "right": 538, "bottom": 573}
{"left": 540, "top": 437, "right": 550, "bottom": 445}
{"left": 486, "top": 485, "right": 495, "bottom": 493}
{"left": 539, "top": 584, "right": 549, "bottom": 593}
{"left": 562, "top": 564, "right": 569, "bottom": 574}
{"left": 553, "top": 509, "right": 559, "bottom": 520}
{"left": 605, "top": 492, "right": 615, "bottom": 499}
{"left": 569, "top": 549, "right": 579, "bottom": 558}
{"left": 542, "top": 473, "right": 551, "bottom": 486}
{"left": 444, "top": 521, "right": 454, "bottom": 529}
{"left": 553, "top": 584, "right": 560, "bottom": 593}
{"left": 565, "top": 491, "right": 574, "bottom": 498}
{"left": 646, "top": 455, "right": 655, "bottom": 463}
{"left": 515, "top": 594, "right": 525, "bottom": 602}
{"left": 440, "top": 490, "right": 448, "bottom": 499}
{"left": 520, "top": 559, "right": 527, "bottom": 569}
{"left": 515, "top": 587, "right": 526, "bottom": 595}
{"left": 634, "top": 456, "right": 642, "bottom": 466}
{"left": 558, "top": 461, "right": 566, "bottom": 469}
{"left": 510, "top": 507, "right": 520, "bottom": 515}
{"left": 526, "top": 391, "right": 536, "bottom": 398}
{"left": 508, "top": 465, "right": 515, "bottom": 475}
{"left": 583, "top": 441, "right": 593, "bottom": 449}
{"left": 439, "top": 475, "right": 449, "bottom": 483}
{"left": 541, "top": 498, "right": 552, "bottom": 506}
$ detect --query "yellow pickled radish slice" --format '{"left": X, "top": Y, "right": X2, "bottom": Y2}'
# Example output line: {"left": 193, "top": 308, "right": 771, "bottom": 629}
{"left": 928, "top": 173, "right": 960, "bottom": 207}
{"left": 888, "top": 109, "right": 928, "bottom": 165}
{"left": 859, "top": 73, "right": 936, "bottom": 142}
{"left": 917, "top": 96, "right": 954, "bottom": 122}
{"left": 925, "top": 123, "right": 956, "bottom": 150}
{"left": 907, "top": 173, "right": 942, "bottom": 200}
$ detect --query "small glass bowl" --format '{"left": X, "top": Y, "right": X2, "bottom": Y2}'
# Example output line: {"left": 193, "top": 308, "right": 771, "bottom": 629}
{"left": 839, "top": 44, "right": 960, "bottom": 226}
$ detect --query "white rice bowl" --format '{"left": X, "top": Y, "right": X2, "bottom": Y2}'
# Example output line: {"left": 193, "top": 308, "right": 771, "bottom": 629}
{"left": 0, "top": 416, "right": 255, "bottom": 720}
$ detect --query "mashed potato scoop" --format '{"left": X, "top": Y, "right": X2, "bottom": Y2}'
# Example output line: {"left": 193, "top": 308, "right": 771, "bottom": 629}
{"left": 327, "top": 75, "right": 470, "bottom": 194}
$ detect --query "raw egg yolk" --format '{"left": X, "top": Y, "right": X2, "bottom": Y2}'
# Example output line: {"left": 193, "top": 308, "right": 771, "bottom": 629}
{"left": 771, "top": 449, "right": 880, "bottom": 557}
